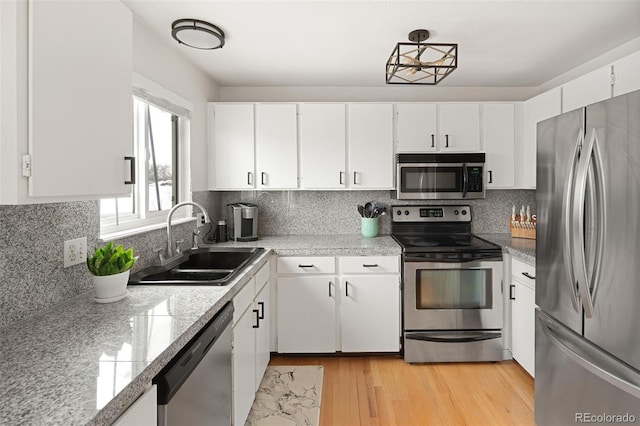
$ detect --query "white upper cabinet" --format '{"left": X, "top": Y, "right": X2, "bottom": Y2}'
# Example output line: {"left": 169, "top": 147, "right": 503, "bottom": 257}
{"left": 299, "top": 103, "right": 346, "bottom": 189}
{"left": 347, "top": 103, "right": 394, "bottom": 189}
{"left": 562, "top": 64, "right": 612, "bottom": 113}
{"left": 2, "top": 0, "right": 133, "bottom": 203}
{"left": 255, "top": 104, "right": 298, "bottom": 189}
{"left": 438, "top": 104, "right": 481, "bottom": 151}
{"left": 396, "top": 103, "right": 438, "bottom": 152}
{"left": 210, "top": 104, "right": 255, "bottom": 190}
{"left": 482, "top": 104, "right": 515, "bottom": 188}
{"left": 613, "top": 50, "right": 640, "bottom": 97}
{"left": 522, "top": 88, "right": 562, "bottom": 189}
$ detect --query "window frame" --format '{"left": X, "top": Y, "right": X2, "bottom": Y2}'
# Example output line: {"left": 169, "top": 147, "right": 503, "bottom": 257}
{"left": 99, "top": 74, "right": 193, "bottom": 239}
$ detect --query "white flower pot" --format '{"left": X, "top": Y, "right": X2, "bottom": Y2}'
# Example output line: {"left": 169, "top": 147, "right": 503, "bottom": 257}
{"left": 92, "top": 270, "right": 130, "bottom": 303}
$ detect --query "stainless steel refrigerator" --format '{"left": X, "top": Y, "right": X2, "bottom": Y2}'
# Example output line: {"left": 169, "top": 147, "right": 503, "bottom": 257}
{"left": 536, "top": 89, "right": 640, "bottom": 425}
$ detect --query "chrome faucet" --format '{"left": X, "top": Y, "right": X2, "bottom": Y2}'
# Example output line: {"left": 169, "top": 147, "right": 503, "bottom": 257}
{"left": 166, "top": 201, "right": 210, "bottom": 259}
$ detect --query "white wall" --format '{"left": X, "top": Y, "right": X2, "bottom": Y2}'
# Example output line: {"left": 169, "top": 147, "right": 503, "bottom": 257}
{"left": 132, "top": 17, "right": 219, "bottom": 191}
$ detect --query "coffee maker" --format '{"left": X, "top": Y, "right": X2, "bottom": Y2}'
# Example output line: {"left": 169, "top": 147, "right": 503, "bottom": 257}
{"left": 227, "top": 203, "right": 259, "bottom": 241}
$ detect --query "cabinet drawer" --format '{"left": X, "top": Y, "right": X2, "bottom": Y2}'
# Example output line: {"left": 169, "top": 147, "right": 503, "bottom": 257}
{"left": 277, "top": 257, "right": 335, "bottom": 274}
{"left": 233, "top": 278, "right": 255, "bottom": 324}
{"left": 339, "top": 256, "right": 399, "bottom": 274}
{"left": 512, "top": 258, "right": 536, "bottom": 288}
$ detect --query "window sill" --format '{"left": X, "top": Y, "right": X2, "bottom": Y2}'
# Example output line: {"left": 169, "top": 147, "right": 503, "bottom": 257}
{"left": 100, "top": 217, "right": 196, "bottom": 241}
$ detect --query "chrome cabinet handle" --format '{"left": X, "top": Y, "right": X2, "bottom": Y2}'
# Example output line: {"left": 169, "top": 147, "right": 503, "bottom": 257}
{"left": 430, "top": 134, "right": 435, "bottom": 148}
{"left": 124, "top": 156, "right": 136, "bottom": 184}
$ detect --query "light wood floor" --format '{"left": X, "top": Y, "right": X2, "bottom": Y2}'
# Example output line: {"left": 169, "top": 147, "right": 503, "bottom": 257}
{"left": 270, "top": 355, "right": 534, "bottom": 426}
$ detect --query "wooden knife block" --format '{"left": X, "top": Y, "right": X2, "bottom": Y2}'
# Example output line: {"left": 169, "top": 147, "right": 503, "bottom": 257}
{"left": 509, "top": 215, "right": 536, "bottom": 240}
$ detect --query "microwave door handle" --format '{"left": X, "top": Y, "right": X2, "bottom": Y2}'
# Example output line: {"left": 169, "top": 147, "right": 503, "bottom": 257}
{"left": 462, "top": 163, "right": 468, "bottom": 198}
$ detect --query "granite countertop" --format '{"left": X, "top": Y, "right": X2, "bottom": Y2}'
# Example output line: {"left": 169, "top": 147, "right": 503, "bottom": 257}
{"left": 213, "top": 234, "right": 403, "bottom": 256}
{"left": 478, "top": 233, "right": 536, "bottom": 265}
{"left": 0, "top": 235, "right": 400, "bottom": 426}
{"left": 0, "top": 250, "right": 271, "bottom": 426}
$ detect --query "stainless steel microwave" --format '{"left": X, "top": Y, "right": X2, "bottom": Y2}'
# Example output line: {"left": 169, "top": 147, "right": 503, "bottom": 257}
{"left": 395, "top": 153, "right": 486, "bottom": 200}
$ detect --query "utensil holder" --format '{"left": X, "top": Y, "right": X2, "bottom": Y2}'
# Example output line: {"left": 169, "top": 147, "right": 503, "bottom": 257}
{"left": 361, "top": 217, "right": 379, "bottom": 238}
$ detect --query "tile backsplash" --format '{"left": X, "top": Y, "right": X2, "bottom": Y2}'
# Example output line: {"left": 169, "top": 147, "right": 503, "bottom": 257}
{"left": 218, "top": 189, "right": 536, "bottom": 236}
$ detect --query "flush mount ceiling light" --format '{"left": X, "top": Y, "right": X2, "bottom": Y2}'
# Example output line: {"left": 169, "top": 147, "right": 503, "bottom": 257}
{"left": 386, "top": 29, "right": 457, "bottom": 85}
{"left": 171, "top": 19, "right": 225, "bottom": 50}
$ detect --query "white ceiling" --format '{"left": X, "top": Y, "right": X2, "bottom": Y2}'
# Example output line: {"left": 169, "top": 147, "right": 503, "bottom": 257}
{"left": 124, "top": 0, "right": 640, "bottom": 88}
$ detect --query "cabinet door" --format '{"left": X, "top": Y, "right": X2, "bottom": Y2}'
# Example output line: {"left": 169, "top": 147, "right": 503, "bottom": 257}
{"left": 233, "top": 306, "right": 257, "bottom": 426}
{"left": 511, "top": 279, "right": 535, "bottom": 377}
{"left": 277, "top": 276, "right": 336, "bottom": 353}
{"left": 211, "top": 104, "right": 255, "bottom": 190}
{"left": 396, "top": 103, "right": 437, "bottom": 152}
{"left": 483, "top": 104, "right": 515, "bottom": 188}
{"left": 348, "top": 104, "right": 394, "bottom": 189}
{"left": 522, "top": 88, "right": 561, "bottom": 189}
{"left": 255, "top": 104, "right": 298, "bottom": 189}
{"left": 29, "top": 0, "right": 132, "bottom": 197}
{"left": 438, "top": 104, "right": 481, "bottom": 151}
{"left": 613, "top": 50, "right": 640, "bottom": 97}
{"left": 300, "top": 104, "right": 346, "bottom": 188}
{"left": 254, "top": 281, "right": 270, "bottom": 391}
{"left": 562, "top": 65, "right": 612, "bottom": 113}
{"left": 112, "top": 385, "right": 157, "bottom": 426}
{"left": 340, "top": 276, "right": 400, "bottom": 352}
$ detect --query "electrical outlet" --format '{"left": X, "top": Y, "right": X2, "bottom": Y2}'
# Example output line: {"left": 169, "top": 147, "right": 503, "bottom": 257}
{"left": 64, "top": 237, "right": 87, "bottom": 268}
{"left": 196, "top": 213, "right": 206, "bottom": 227}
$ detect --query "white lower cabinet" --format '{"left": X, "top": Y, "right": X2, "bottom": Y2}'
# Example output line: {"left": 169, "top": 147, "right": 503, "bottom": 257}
{"left": 232, "top": 262, "right": 271, "bottom": 426}
{"left": 510, "top": 258, "right": 536, "bottom": 377}
{"left": 112, "top": 385, "right": 157, "bottom": 426}
{"left": 277, "top": 255, "right": 400, "bottom": 353}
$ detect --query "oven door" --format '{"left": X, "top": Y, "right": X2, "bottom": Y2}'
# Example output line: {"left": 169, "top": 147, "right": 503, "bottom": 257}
{"left": 403, "top": 259, "right": 503, "bottom": 330}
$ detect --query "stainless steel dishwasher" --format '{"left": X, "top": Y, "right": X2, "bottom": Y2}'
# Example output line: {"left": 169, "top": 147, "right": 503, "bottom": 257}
{"left": 154, "top": 301, "right": 233, "bottom": 426}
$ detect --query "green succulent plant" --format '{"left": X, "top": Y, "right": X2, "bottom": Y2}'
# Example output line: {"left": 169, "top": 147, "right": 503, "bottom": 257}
{"left": 87, "top": 242, "right": 138, "bottom": 276}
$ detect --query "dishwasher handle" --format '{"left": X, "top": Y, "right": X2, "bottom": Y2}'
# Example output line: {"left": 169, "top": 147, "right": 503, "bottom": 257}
{"left": 154, "top": 301, "right": 234, "bottom": 404}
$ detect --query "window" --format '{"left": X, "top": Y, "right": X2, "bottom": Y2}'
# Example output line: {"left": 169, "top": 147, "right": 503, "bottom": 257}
{"left": 100, "top": 76, "right": 192, "bottom": 237}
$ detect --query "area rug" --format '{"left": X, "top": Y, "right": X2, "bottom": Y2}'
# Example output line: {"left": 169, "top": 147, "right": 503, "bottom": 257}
{"left": 245, "top": 365, "right": 324, "bottom": 426}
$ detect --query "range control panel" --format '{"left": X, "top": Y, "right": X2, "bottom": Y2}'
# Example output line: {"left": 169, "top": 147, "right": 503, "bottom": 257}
{"left": 392, "top": 205, "right": 471, "bottom": 222}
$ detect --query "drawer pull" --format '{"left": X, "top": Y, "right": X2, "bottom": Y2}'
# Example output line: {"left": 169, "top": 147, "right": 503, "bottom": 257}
{"left": 345, "top": 281, "right": 350, "bottom": 297}
{"left": 252, "top": 309, "right": 260, "bottom": 329}
{"left": 328, "top": 281, "right": 333, "bottom": 297}
{"left": 257, "top": 301, "right": 265, "bottom": 320}
{"left": 362, "top": 264, "right": 378, "bottom": 268}
{"left": 509, "top": 284, "right": 516, "bottom": 300}
{"left": 522, "top": 272, "right": 536, "bottom": 280}
{"left": 298, "top": 264, "right": 314, "bottom": 268}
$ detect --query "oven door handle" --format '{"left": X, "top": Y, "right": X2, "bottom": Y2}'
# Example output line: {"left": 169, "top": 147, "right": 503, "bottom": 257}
{"left": 405, "top": 331, "right": 502, "bottom": 343}
{"left": 403, "top": 255, "right": 501, "bottom": 263}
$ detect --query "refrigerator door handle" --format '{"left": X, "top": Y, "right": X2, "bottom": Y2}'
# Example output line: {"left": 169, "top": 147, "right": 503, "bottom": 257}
{"left": 539, "top": 311, "right": 640, "bottom": 400}
{"left": 562, "top": 132, "right": 582, "bottom": 312}
{"left": 572, "top": 128, "right": 598, "bottom": 318}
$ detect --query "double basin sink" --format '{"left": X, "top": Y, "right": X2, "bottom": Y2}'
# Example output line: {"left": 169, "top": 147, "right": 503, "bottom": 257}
{"left": 129, "top": 247, "right": 265, "bottom": 286}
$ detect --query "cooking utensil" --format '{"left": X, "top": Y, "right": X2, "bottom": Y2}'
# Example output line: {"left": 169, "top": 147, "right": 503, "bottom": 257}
{"left": 364, "top": 202, "right": 373, "bottom": 218}
{"left": 357, "top": 204, "right": 365, "bottom": 217}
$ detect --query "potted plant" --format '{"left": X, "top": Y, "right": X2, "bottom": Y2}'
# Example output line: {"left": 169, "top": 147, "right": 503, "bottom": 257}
{"left": 87, "top": 242, "right": 138, "bottom": 303}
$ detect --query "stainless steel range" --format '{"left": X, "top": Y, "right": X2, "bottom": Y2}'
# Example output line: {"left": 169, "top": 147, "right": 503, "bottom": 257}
{"left": 391, "top": 205, "right": 504, "bottom": 363}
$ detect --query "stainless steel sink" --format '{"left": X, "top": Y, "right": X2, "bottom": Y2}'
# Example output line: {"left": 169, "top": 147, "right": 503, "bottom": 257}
{"left": 129, "top": 247, "right": 264, "bottom": 286}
